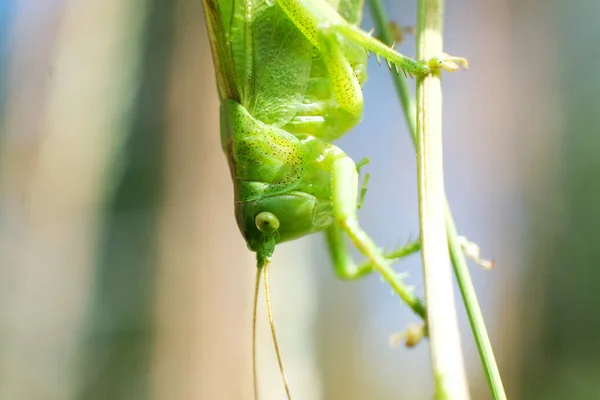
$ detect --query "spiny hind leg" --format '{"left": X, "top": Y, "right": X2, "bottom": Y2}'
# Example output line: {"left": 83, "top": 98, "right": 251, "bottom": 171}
{"left": 318, "top": 22, "right": 427, "bottom": 76}
{"left": 276, "top": 0, "right": 467, "bottom": 75}
{"left": 329, "top": 156, "right": 426, "bottom": 318}
{"left": 320, "top": 22, "right": 467, "bottom": 74}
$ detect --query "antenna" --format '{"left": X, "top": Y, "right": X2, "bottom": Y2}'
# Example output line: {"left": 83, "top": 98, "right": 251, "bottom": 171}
{"left": 252, "top": 266, "right": 261, "bottom": 400}
{"left": 263, "top": 260, "right": 292, "bottom": 400}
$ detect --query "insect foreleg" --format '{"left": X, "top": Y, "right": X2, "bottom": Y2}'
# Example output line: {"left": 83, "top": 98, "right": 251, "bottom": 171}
{"left": 355, "top": 157, "right": 370, "bottom": 209}
{"left": 326, "top": 224, "right": 421, "bottom": 280}
{"left": 330, "top": 157, "right": 426, "bottom": 319}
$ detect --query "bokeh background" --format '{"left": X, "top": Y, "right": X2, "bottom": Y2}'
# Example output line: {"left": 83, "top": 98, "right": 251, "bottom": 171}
{"left": 0, "top": 0, "right": 598, "bottom": 399}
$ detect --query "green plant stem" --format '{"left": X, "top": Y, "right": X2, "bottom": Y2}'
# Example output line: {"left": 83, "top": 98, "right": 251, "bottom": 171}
{"left": 414, "top": 0, "right": 470, "bottom": 398}
{"left": 445, "top": 204, "right": 506, "bottom": 400}
{"left": 367, "top": 1, "right": 507, "bottom": 399}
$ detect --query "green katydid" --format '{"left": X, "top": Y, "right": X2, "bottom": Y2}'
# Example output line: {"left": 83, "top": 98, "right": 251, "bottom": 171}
{"left": 200, "top": 0, "right": 466, "bottom": 398}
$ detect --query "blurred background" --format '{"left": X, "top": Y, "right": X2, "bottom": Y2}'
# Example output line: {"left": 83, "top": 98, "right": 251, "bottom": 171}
{"left": 0, "top": 0, "right": 598, "bottom": 399}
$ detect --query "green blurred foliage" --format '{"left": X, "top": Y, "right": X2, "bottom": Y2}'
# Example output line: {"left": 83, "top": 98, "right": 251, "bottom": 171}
{"left": 519, "top": 0, "right": 600, "bottom": 398}
{"left": 76, "top": 1, "right": 173, "bottom": 399}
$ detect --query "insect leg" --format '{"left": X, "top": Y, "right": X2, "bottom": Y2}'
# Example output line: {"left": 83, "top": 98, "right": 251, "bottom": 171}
{"left": 326, "top": 224, "right": 420, "bottom": 280}
{"left": 355, "top": 157, "right": 370, "bottom": 209}
{"left": 357, "top": 172, "right": 369, "bottom": 209}
{"left": 276, "top": 0, "right": 467, "bottom": 75}
{"left": 322, "top": 23, "right": 468, "bottom": 74}
{"left": 330, "top": 156, "right": 426, "bottom": 318}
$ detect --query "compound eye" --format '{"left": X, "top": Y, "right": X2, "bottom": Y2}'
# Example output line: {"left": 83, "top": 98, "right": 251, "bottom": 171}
{"left": 255, "top": 212, "right": 280, "bottom": 233}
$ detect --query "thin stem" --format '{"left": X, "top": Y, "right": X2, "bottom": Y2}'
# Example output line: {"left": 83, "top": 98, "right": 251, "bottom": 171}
{"left": 367, "top": 1, "right": 507, "bottom": 399}
{"left": 415, "top": 0, "right": 470, "bottom": 396}
{"left": 445, "top": 205, "right": 506, "bottom": 400}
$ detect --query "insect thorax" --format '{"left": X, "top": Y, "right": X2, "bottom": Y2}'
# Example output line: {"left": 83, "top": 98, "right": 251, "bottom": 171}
{"left": 221, "top": 100, "right": 347, "bottom": 254}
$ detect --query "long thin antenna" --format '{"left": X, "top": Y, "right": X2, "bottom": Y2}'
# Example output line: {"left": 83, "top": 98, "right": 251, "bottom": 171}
{"left": 252, "top": 266, "right": 261, "bottom": 400}
{"left": 263, "top": 260, "right": 292, "bottom": 400}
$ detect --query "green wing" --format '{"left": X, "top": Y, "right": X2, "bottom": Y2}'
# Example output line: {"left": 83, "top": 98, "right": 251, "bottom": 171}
{"left": 202, "top": 0, "right": 314, "bottom": 128}
{"left": 201, "top": 0, "right": 239, "bottom": 101}
{"left": 248, "top": 1, "right": 313, "bottom": 127}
